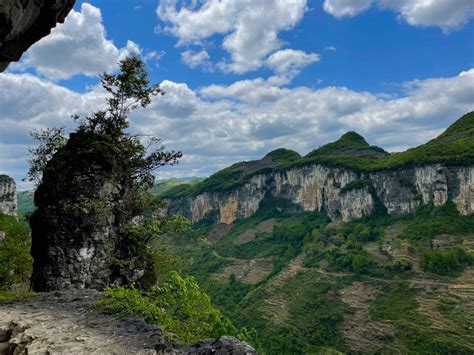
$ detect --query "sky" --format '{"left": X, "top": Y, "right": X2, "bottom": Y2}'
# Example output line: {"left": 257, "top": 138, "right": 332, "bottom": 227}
{"left": 1, "top": 0, "right": 473, "bottom": 190}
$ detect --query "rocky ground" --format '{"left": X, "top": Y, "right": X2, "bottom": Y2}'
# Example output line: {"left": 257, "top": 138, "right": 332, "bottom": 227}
{"left": 0, "top": 290, "right": 255, "bottom": 355}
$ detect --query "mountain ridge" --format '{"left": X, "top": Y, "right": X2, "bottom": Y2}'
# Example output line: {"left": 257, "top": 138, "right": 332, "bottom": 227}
{"left": 164, "top": 112, "right": 474, "bottom": 224}
{"left": 162, "top": 112, "right": 474, "bottom": 200}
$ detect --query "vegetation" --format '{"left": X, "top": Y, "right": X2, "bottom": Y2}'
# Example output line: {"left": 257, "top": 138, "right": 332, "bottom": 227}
{"left": 401, "top": 201, "right": 474, "bottom": 240}
{"left": 154, "top": 194, "right": 474, "bottom": 353}
{"left": 370, "top": 283, "right": 474, "bottom": 353}
{"left": 101, "top": 272, "right": 238, "bottom": 343}
{"left": 421, "top": 248, "right": 473, "bottom": 276}
{"left": 0, "top": 213, "right": 34, "bottom": 302}
{"left": 150, "top": 178, "right": 203, "bottom": 196}
{"left": 17, "top": 190, "right": 35, "bottom": 215}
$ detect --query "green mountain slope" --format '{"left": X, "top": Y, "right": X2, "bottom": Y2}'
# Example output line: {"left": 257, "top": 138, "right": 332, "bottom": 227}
{"left": 160, "top": 202, "right": 474, "bottom": 353}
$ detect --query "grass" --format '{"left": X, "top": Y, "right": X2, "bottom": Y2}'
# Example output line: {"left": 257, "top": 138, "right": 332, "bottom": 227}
{"left": 0, "top": 288, "right": 36, "bottom": 304}
{"left": 370, "top": 283, "right": 474, "bottom": 353}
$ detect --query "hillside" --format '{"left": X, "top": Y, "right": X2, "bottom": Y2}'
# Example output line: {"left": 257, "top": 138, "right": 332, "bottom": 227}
{"left": 160, "top": 199, "right": 474, "bottom": 353}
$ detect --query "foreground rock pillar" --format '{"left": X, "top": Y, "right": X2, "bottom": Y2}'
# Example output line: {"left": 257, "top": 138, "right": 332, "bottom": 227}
{"left": 30, "top": 132, "right": 133, "bottom": 291}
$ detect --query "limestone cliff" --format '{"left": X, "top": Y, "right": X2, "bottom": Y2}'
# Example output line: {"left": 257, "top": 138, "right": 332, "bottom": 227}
{"left": 167, "top": 164, "right": 474, "bottom": 224}
{"left": 165, "top": 113, "right": 474, "bottom": 224}
{"left": 0, "top": 174, "right": 17, "bottom": 216}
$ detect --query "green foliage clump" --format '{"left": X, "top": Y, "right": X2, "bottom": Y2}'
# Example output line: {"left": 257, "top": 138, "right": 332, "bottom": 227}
{"left": 324, "top": 249, "right": 374, "bottom": 274}
{"left": 111, "top": 215, "right": 191, "bottom": 289}
{"left": 421, "top": 248, "right": 473, "bottom": 276}
{"left": 0, "top": 213, "right": 32, "bottom": 288}
{"left": 402, "top": 201, "right": 474, "bottom": 240}
{"left": 101, "top": 271, "right": 238, "bottom": 343}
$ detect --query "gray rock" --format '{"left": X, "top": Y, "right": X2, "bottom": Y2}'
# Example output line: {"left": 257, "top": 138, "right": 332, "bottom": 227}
{"left": 0, "top": 0, "right": 76, "bottom": 71}
{"left": 167, "top": 164, "right": 474, "bottom": 224}
{"left": 0, "top": 175, "right": 17, "bottom": 217}
{"left": 30, "top": 132, "right": 140, "bottom": 291}
{"left": 160, "top": 336, "right": 256, "bottom": 355}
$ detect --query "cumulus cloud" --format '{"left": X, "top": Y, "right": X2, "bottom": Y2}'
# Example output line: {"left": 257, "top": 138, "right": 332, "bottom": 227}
{"left": 11, "top": 3, "right": 141, "bottom": 80}
{"left": 265, "top": 49, "right": 319, "bottom": 84}
{"left": 324, "top": 0, "right": 474, "bottom": 31}
{"left": 157, "top": 0, "right": 308, "bottom": 74}
{"left": 181, "top": 50, "right": 213, "bottom": 70}
{"left": 380, "top": 0, "right": 474, "bottom": 31}
{"left": 323, "top": 0, "right": 374, "bottom": 18}
{"left": 2, "top": 68, "right": 473, "bottom": 188}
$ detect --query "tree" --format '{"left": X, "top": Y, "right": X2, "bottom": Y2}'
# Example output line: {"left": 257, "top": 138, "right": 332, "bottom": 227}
{"left": 26, "top": 55, "right": 182, "bottom": 191}
{"left": 24, "top": 127, "right": 67, "bottom": 185}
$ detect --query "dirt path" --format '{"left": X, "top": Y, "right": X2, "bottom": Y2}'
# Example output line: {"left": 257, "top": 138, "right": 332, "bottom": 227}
{"left": 0, "top": 290, "right": 164, "bottom": 354}
{"left": 0, "top": 290, "right": 255, "bottom": 355}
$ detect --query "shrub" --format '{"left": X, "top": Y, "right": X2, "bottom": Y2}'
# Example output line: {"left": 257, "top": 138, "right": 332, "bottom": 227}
{"left": 101, "top": 271, "right": 238, "bottom": 343}
{"left": 421, "top": 248, "right": 473, "bottom": 276}
{"left": 0, "top": 213, "right": 32, "bottom": 287}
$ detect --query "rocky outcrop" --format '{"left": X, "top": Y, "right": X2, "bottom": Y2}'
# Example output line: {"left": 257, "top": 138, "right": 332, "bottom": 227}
{"left": 0, "top": 174, "right": 17, "bottom": 216}
{"left": 167, "top": 164, "right": 474, "bottom": 224}
{"left": 30, "top": 132, "right": 138, "bottom": 291}
{"left": 0, "top": 0, "right": 75, "bottom": 71}
{"left": 0, "top": 290, "right": 255, "bottom": 354}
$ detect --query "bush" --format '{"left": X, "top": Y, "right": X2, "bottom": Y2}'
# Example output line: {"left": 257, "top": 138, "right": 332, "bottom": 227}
{"left": 421, "top": 248, "right": 473, "bottom": 276}
{"left": 402, "top": 201, "right": 474, "bottom": 240}
{"left": 101, "top": 271, "right": 238, "bottom": 343}
{"left": 324, "top": 249, "right": 374, "bottom": 274}
{"left": 0, "top": 213, "right": 32, "bottom": 288}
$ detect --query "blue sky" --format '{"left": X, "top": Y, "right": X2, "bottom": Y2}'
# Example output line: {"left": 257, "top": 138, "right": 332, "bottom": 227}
{"left": 1, "top": 0, "right": 474, "bottom": 189}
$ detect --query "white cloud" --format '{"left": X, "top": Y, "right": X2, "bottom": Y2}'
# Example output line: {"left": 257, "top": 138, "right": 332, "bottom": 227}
{"left": 324, "top": 0, "right": 474, "bottom": 31}
{"left": 181, "top": 50, "right": 212, "bottom": 70}
{"left": 380, "top": 0, "right": 474, "bottom": 32}
{"left": 11, "top": 3, "right": 141, "bottom": 80}
{"left": 1, "top": 68, "right": 473, "bottom": 188}
{"left": 157, "top": 0, "right": 308, "bottom": 74}
{"left": 323, "top": 0, "right": 374, "bottom": 18}
{"left": 265, "top": 49, "right": 319, "bottom": 83}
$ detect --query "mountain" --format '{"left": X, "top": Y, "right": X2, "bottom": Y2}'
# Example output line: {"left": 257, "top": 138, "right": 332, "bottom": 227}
{"left": 158, "top": 112, "right": 474, "bottom": 353}
{"left": 164, "top": 112, "right": 474, "bottom": 224}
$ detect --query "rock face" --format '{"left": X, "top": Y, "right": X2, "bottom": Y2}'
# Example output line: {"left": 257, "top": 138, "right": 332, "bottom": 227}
{"left": 30, "top": 132, "right": 137, "bottom": 291}
{"left": 0, "top": 174, "right": 17, "bottom": 216}
{"left": 0, "top": 289, "right": 255, "bottom": 354}
{"left": 167, "top": 164, "right": 474, "bottom": 224}
{"left": 0, "top": 0, "right": 75, "bottom": 71}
